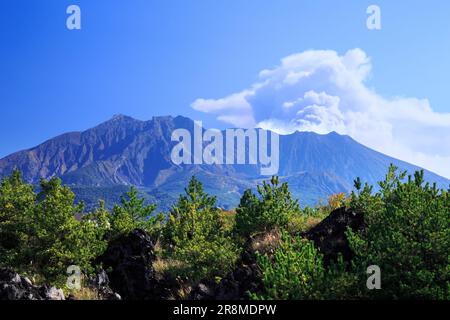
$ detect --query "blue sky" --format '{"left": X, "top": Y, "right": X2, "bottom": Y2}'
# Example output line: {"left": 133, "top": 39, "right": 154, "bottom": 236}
{"left": 0, "top": 0, "right": 449, "bottom": 176}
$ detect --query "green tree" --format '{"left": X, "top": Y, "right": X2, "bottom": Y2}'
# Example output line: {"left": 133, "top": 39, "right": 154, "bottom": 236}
{"left": 0, "top": 170, "right": 35, "bottom": 268}
{"left": 29, "top": 178, "right": 107, "bottom": 284}
{"left": 254, "top": 233, "right": 356, "bottom": 300}
{"left": 164, "top": 177, "right": 220, "bottom": 244}
{"left": 347, "top": 165, "right": 450, "bottom": 299}
{"left": 110, "top": 187, "right": 163, "bottom": 238}
{"left": 234, "top": 176, "right": 300, "bottom": 237}
{"left": 0, "top": 172, "right": 109, "bottom": 286}
{"left": 163, "top": 176, "right": 239, "bottom": 281}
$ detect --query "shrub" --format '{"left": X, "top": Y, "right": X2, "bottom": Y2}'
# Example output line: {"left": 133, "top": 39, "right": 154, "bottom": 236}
{"left": 163, "top": 176, "right": 239, "bottom": 281}
{"left": 0, "top": 172, "right": 108, "bottom": 285}
{"left": 234, "top": 176, "right": 300, "bottom": 237}
{"left": 168, "top": 234, "right": 238, "bottom": 282}
{"left": 347, "top": 165, "right": 450, "bottom": 299}
{"left": 109, "top": 187, "right": 163, "bottom": 238}
{"left": 31, "top": 178, "right": 110, "bottom": 284}
{"left": 253, "top": 232, "right": 356, "bottom": 300}
{"left": 0, "top": 170, "right": 35, "bottom": 268}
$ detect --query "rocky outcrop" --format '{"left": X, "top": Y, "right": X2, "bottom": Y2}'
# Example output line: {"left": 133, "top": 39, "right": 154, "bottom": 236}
{"left": 189, "top": 244, "right": 263, "bottom": 300}
{"left": 0, "top": 268, "right": 64, "bottom": 300}
{"left": 302, "top": 207, "right": 365, "bottom": 263}
{"left": 97, "top": 229, "right": 176, "bottom": 300}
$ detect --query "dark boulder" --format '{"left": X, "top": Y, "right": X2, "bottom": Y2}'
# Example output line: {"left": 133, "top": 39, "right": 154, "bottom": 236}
{"left": 97, "top": 229, "right": 175, "bottom": 300}
{"left": 97, "top": 229, "right": 157, "bottom": 299}
{"left": 302, "top": 207, "right": 365, "bottom": 263}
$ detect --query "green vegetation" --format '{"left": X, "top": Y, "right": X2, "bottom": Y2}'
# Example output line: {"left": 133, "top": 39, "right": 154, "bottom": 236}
{"left": 162, "top": 176, "right": 239, "bottom": 281}
{"left": 253, "top": 234, "right": 355, "bottom": 300}
{"left": 109, "top": 187, "right": 164, "bottom": 239}
{"left": 0, "top": 167, "right": 448, "bottom": 299}
{"left": 347, "top": 165, "right": 450, "bottom": 299}
{"left": 254, "top": 165, "right": 449, "bottom": 300}
{"left": 0, "top": 172, "right": 107, "bottom": 285}
{"left": 234, "top": 176, "right": 300, "bottom": 237}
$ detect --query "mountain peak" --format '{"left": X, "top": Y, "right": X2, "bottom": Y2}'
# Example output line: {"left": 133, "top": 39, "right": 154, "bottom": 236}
{"left": 110, "top": 114, "right": 137, "bottom": 121}
{"left": 93, "top": 114, "right": 142, "bottom": 130}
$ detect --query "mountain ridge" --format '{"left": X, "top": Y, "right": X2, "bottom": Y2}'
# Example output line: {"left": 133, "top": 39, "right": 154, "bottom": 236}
{"left": 1, "top": 115, "right": 448, "bottom": 209}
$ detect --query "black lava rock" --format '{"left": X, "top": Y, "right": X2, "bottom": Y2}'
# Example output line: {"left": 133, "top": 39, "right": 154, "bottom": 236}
{"left": 97, "top": 229, "right": 157, "bottom": 299}
{"left": 302, "top": 207, "right": 365, "bottom": 263}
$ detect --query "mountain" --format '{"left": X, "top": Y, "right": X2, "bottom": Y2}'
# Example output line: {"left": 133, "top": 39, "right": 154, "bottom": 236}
{"left": 0, "top": 115, "right": 448, "bottom": 209}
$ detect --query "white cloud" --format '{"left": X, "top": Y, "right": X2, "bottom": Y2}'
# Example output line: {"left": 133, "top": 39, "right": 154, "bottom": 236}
{"left": 191, "top": 49, "right": 450, "bottom": 178}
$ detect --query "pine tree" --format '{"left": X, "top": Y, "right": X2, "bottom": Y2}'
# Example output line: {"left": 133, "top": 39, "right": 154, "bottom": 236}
{"left": 163, "top": 176, "right": 238, "bottom": 281}
{"left": 0, "top": 170, "right": 35, "bottom": 268}
{"left": 234, "top": 176, "right": 300, "bottom": 237}
{"left": 347, "top": 165, "right": 450, "bottom": 299}
{"left": 164, "top": 176, "right": 220, "bottom": 244}
{"left": 110, "top": 187, "right": 162, "bottom": 237}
